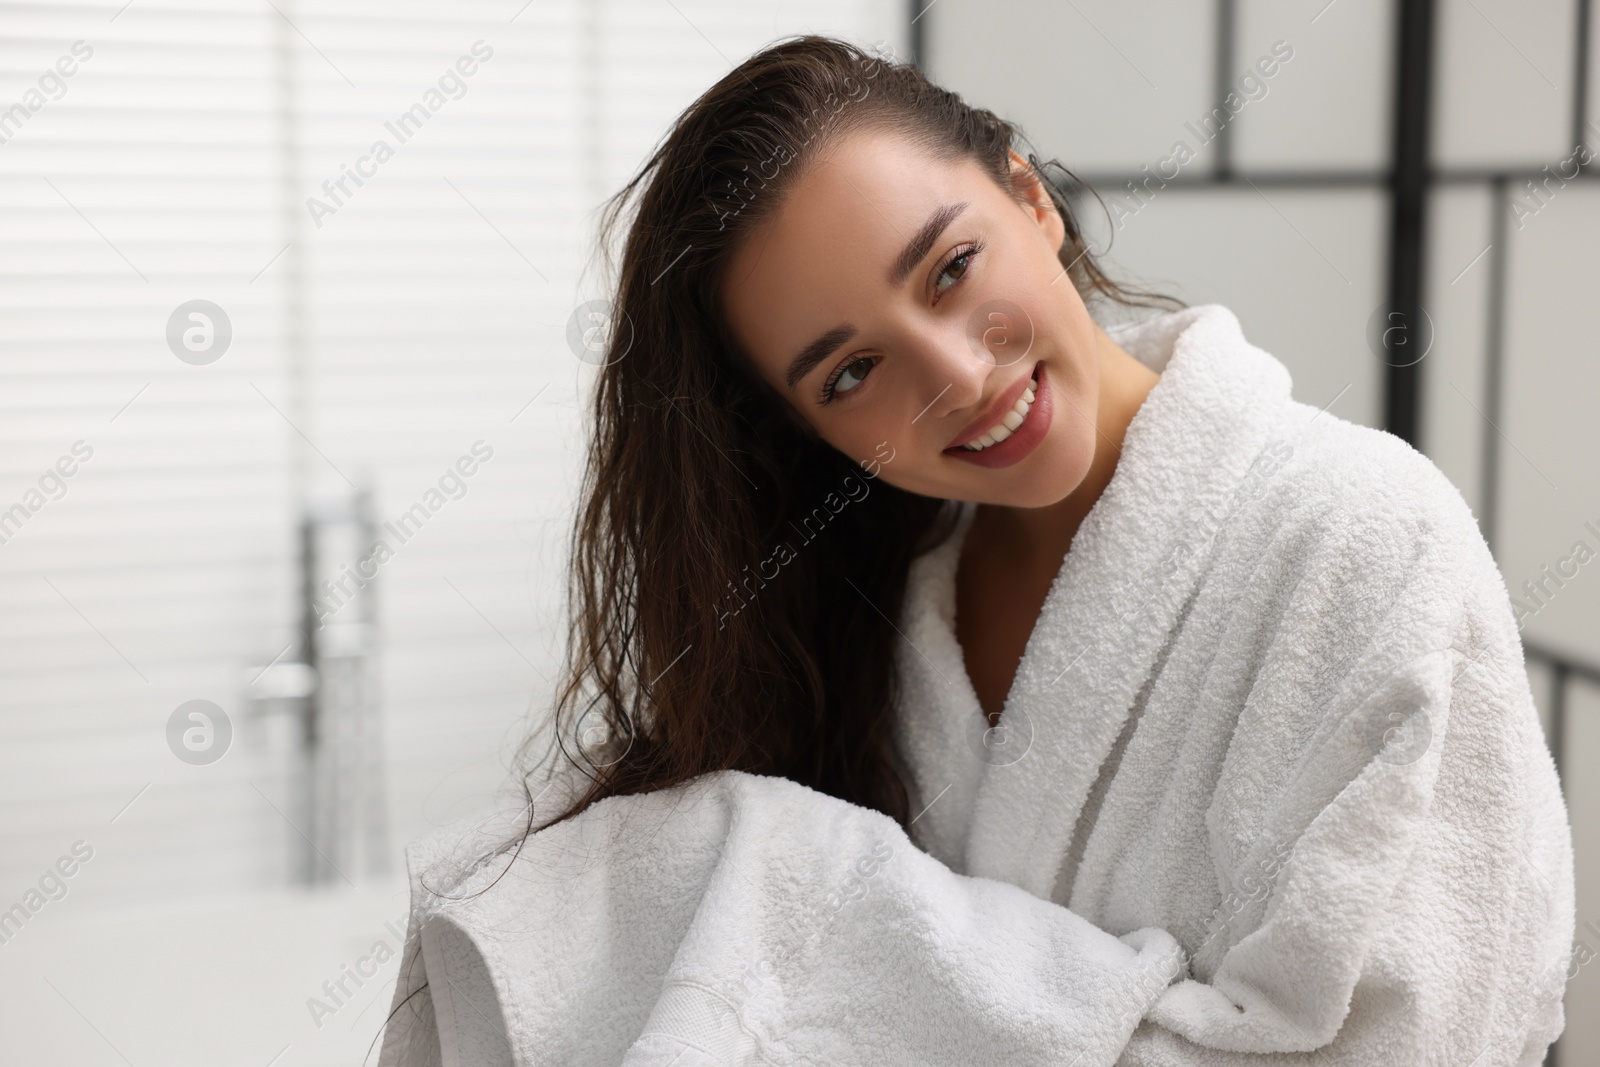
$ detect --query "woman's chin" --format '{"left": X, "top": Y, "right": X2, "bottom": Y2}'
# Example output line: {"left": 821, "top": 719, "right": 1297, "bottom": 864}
{"left": 945, "top": 432, "right": 1091, "bottom": 508}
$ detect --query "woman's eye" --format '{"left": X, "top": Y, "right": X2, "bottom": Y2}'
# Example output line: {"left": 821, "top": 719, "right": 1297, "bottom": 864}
{"left": 934, "top": 245, "right": 979, "bottom": 297}
{"left": 823, "top": 355, "right": 876, "bottom": 403}
{"left": 935, "top": 255, "right": 969, "bottom": 293}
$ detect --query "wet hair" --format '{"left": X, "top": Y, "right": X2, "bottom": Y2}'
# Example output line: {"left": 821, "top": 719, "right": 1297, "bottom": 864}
{"left": 376, "top": 33, "right": 1179, "bottom": 1061}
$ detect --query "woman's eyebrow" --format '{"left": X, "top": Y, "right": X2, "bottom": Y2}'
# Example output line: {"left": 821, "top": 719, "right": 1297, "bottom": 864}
{"left": 887, "top": 201, "right": 968, "bottom": 287}
{"left": 786, "top": 323, "right": 858, "bottom": 391}
{"left": 783, "top": 201, "right": 970, "bottom": 392}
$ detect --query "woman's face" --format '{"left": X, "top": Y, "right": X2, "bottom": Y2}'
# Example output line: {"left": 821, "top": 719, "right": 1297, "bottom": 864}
{"left": 721, "top": 128, "right": 1103, "bottom": 507}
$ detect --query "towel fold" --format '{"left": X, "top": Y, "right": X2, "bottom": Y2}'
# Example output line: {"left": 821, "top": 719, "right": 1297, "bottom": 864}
{"left": 379, "top": 768, "right": 1188, "bottom": 1067}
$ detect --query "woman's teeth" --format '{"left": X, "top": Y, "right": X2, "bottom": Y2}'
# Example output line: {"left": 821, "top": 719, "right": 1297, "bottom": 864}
{"left": 960, "top": 377, "right": 1037, "bottom": 451}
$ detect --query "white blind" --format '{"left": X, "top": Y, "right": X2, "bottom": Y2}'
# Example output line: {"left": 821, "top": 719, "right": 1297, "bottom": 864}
{"left": 0, "top": 0, "right": 905, "bottom": 907}
{"left": 1, "top": 0, "right": 295, "bottom": 903}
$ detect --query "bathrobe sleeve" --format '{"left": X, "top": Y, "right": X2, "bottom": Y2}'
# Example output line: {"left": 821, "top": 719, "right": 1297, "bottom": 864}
{"left": 1118, "top": 454, "right": 1576, "bottom": 1065}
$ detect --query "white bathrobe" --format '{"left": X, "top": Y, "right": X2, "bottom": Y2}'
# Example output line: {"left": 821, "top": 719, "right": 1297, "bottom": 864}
{"left": 376, "top": 303, "right": 1575, "bottom": 1067}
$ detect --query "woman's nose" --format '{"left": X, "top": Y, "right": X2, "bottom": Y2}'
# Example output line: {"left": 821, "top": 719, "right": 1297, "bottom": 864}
{"left": 966, "top": 299, "right": 1037, "bottom": 370}
{"left": 916, "top": 303, "right": 1034, "bottom": 422}
{"left": 919, "top": 354, "right": 987, "bottom": 424}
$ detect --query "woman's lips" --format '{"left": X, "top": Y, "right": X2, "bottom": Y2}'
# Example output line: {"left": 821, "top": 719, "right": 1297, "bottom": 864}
{"left": 946, "top": 362, "right": 1038, "bottom": 449}
{"left": 943, "top": 361, "right": 1051, "bottom": 469}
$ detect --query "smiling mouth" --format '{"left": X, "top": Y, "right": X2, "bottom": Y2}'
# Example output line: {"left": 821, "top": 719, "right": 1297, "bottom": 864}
{"left": 947, "top": 362, "right": 1040, "bottom": 453}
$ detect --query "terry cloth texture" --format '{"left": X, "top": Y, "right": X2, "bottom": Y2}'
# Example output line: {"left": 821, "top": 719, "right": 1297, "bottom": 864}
{"left": 377, "top": 304, "right": 1574, "bottom": 1067}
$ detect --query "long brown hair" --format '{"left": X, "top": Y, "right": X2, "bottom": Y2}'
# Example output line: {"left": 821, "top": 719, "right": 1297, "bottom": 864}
{"left": 376, "top": 32, "right": 1178, "bottom": 1062}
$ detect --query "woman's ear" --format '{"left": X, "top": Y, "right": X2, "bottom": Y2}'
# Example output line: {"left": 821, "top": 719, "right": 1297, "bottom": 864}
{"left": 1008, "top": 149, "right": 1065, "bottom": 249}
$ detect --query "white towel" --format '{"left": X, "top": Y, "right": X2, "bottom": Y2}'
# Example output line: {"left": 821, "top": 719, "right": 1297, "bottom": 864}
{"left": 378, "top": 768, "right": 1189, "bottom": 1066}
{"left": 376, "top": 304, "right": 1575, "bottom": 1067}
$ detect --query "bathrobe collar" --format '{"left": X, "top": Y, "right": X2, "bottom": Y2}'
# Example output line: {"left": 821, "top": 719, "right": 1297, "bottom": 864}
{"left": 896, "top": 303, "right": 1294, "bottom": 900}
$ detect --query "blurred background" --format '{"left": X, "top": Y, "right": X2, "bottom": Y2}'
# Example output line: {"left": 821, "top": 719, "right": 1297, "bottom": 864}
{"left": 0, "top": 0, "right": 1594, "bottom": 1063}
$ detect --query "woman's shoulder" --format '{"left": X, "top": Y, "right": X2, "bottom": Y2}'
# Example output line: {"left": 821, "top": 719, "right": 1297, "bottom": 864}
{"left": 399, "top": 768, "right": 813, "bottom": 916}
{"left": 1211, "top": 399, "right": 1506, "bottom": 657}
{"left": 401, "top": 801, "right": 542, "bottom": 912}
{"left": 1254, "top": 399, "right": 1489, "bottom": 569}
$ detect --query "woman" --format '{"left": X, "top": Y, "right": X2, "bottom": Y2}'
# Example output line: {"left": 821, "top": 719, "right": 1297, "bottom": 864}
{"left": 378, "top": 34, "right": 1575, "bottom": 1066}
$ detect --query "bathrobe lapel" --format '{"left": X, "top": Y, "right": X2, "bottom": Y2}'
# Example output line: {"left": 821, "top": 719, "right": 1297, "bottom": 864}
{"left": 921, "top": 305, "right": 1294, "bottom": 901}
